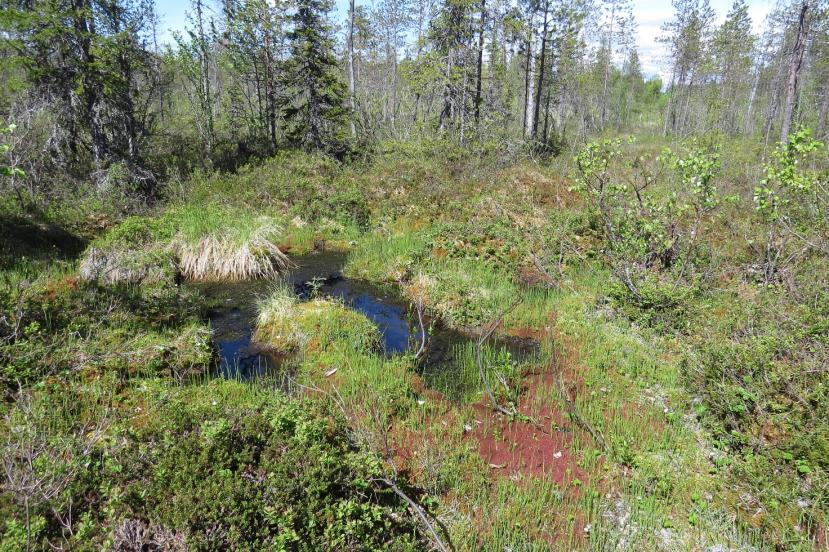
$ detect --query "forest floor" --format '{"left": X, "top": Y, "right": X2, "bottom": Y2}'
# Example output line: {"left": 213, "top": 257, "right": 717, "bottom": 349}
{"left": 1, "top": 142, "right": 825, "bottom": 550}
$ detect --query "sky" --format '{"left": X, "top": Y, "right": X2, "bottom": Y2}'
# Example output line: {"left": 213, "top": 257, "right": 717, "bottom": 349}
{"left": 156, "top": 0, "right": 776, "bottom": 79}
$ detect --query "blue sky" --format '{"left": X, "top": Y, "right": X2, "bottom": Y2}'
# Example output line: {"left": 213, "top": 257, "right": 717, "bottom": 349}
{"left": 156, "top": 0, "right": 774, "bottom": 78}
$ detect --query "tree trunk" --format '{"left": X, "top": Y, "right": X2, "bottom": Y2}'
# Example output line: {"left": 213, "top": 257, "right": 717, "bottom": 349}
{"left": 523, "top": 13, "right": 535, "bottom": 138}
{"left": 438, "top": 48, "right": 454, "bottom": 133}
{"left": 532, "top": 0, "right": 549, "bottom": 140}
{"left": 600, "top": 4, "right": 616, "bottom": 129}
{"left": 195, "top": 0, "right": 215, "bottom": 160}
{"left": 744, "top": 64, "right": 761, "bottom": 135}
{"left": 74, "top": 0, "right": 107, "bottom": 166}
{"left": 663, "top": 69, "right": 676, "bottom": 136}
{"left": 474, "top": 0, "right": 486, "bottom": 124}
{"left": 347, "top": 0, "right": 357, "bottom": 138}
{"left": 780, "top": 0, "right": 810, "bottom": 144}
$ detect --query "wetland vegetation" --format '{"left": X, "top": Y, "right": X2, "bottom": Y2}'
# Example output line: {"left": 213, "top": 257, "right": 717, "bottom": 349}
{"left": 2, "top": 0, "right": 829, "bottom": 550}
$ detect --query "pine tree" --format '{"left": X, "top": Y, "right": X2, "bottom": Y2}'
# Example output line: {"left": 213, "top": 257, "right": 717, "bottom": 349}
{"left": 1, "top": 0, "right": 153, "bottom": 169}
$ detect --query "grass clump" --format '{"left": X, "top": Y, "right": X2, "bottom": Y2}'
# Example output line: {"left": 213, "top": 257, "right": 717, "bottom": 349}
{"left": 79, "top": 216, "right": 177, "bottom": 285}
{"left": 166, "top": 205, "right": 293, "bottom": 281}
{"left": 255, "top": 286, "right": 381, "bottom": 354}
{"left": 79, "top": 206, "right": 293, "bottom": 284}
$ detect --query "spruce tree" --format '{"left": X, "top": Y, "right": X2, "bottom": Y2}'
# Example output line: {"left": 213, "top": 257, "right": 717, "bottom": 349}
{"left": 281, "top": 0, "right": 348, "bottom": 152}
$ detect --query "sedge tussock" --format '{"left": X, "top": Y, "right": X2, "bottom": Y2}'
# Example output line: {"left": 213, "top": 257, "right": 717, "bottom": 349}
{"left": 174, "top": 219, "right": 293, "bottom": 281}
{"left": 255, "top": 288, "right": 381, "bottom": 354}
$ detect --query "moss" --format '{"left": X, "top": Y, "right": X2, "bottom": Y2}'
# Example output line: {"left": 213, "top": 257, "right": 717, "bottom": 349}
{"left": 255, "top": 288, "right": 381, "bottom": 354}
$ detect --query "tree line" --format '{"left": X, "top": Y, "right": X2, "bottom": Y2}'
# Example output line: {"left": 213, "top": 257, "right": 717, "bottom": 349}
{"left": 0, "top": 0, "right": 827, "bottom": 199}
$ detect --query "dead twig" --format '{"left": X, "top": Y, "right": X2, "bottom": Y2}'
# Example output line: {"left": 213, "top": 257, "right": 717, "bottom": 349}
{"left": 285, "top": 376, "right": 453, "bottom": 552}
{"left": 412, "top": 297, "right": 429, "bottom": 362}
{"left": 373, "top": 477, "right": 450, "bottom": 552}
{"left": 555, "top": 372, "right": 608, "bottom": 452}
{"left": 475, "top": 301, "right": 520, "bottom": 416}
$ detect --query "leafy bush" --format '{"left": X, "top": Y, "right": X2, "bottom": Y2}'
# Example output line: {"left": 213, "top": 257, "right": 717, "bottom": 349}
{"left": 751, "top": 127, "right": 827, "bottom": 285}
{"left": 573, "top": 137, "right": 721, "bottom": 322}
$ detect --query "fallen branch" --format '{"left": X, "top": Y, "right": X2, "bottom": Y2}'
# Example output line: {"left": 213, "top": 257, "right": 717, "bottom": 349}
{"left": 555, "top": 372, "right": 607, "bottom": 452}
{"left": 475, "top": 301, "right": 520, "bottom": 416}
{"left": 412, "top": 298, "right": 429, "bottom": 362}
{"left": 286, "top": 376, "right": 452, "bottom": 552}
{"left": 373, "top": 477, "right": 451, "bottom": 552}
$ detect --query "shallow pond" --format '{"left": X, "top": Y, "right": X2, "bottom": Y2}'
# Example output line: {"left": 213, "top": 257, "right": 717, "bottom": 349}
{"left": 194, "top": 249, "right": 538, "bottom": 393}
{"left": 193, "top": 250, "right": 419, "bottom": 378}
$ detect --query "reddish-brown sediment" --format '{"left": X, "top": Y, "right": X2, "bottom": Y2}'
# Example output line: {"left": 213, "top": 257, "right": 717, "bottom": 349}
{"left": 470, "top": 407, "right": 582, "bottom": 484}
{"left": 467, "top": 339, "right": 590, "bottom": 482}
{"left": 517, "top": 264, "right": 557, "bottom": 288}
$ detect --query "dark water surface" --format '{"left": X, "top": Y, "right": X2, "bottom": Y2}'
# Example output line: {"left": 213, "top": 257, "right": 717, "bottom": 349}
{"left": 193, "top": 250, "right": 419, "bottom": 378}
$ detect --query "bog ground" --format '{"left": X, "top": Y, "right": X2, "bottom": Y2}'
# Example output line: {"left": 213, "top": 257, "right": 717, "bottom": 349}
{"left": 2, "top": 141, "right": 828, "bottom": 550}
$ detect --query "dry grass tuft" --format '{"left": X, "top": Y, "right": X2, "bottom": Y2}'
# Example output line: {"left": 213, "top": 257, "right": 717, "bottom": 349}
{"left": 174, "top": 219, "right": 293, "bottom": 281}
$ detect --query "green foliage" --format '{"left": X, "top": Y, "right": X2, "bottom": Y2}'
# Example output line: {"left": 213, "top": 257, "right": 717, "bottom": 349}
{"left": 754, "top": 127, "right": 825, "bottom": 223}
{"left": 749, "top": 127, "right": 827, "bottom": 285}
{"left": 0, "top": 381, "right": 422, "bottom": 550}
{"left": 127, "top": 389, "right": 420, "bottom": 550}
{"left": 574, "top": 137, "right": 721, "bottom": 319}
{"left": 0, "top": 124, "right": 23, "bottom": 179}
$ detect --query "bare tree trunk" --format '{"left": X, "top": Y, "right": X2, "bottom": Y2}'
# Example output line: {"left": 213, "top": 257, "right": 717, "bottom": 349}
{"left": 600, "top": 4, "right": 616, "bottom": 130}
{"left": 523, "top": 13, "right": 535, "bottom": 138}
{"left": 663, "top": 69, "right": 676, "bottom": 136}
{"left": 347, "top": 0, "right": 357, "bottom": 138}
{"left": 195, "top": 0, "right": 215, "bottom": 160}
{"left": 438, "top": 49, "right": 454, "bottom": 133}
{"left": 763, "top": 51, "right": 786, "bottom": 147}
{"left": 532, "top": 0, "right": 549, "bottom": 140}
{"left": 780, "top": 0, "right": 810, "bottom": 144}
{"left": 390, "top": 48, "right": 399, "bottom": 136}
{"left": 473, "top": 0, "right": 486, "bottom": 124}
{"left": 264, "top": 29, "right": 277, "bottom": 151}
{"left": 744, "top": 64, "right": 761, "bottom": 135}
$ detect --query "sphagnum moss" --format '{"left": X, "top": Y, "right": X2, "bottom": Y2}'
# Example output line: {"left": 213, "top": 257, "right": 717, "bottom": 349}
{"left": 255, "top": 286, "right": 381, "bottom": 353}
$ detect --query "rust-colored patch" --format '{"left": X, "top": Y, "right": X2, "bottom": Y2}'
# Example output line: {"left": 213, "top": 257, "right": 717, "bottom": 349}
{"left": 517, "top": 265, "right": 557, "bottom": 288}
{"left": 470, "top": 409, "right": 582, "bottom": 484}
{"left": 468, "top": 354, "right": 587, "bottom": 485}
{"left": 40, "top": 275, "right": 79, "bottom": 302}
